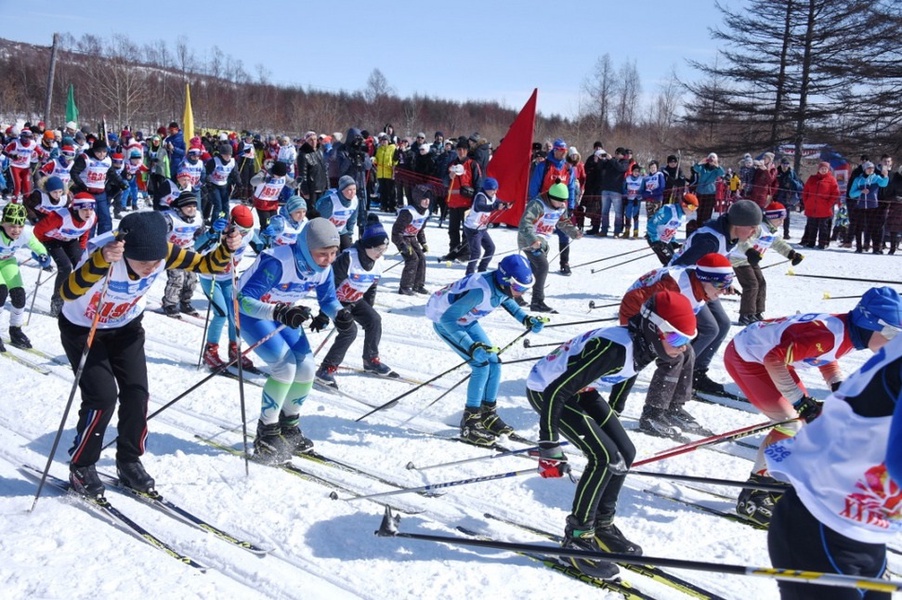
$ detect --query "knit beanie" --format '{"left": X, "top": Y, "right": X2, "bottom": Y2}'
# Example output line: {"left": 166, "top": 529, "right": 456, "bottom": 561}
{"left": 285, "top": 195, "right": 307, "bottom": 214}
{"left": 338, "top": 175, "right": 357, "bottom": 192}
{"left": 361, "top": 215, "right": 389, "bottom": 249}
{"left": 727, "top": 199, "right": 763, "bottom": 227}
{"left": 694, "top": 253, "right": 734, "bottom": 288}
{"left": 764, "top": 202, "right": 787, "bottom": 221}
{"left": 231, "top": 205, "right": 254, "bottom": 228}
{"left": 270, "top": 161, "right": 288, "bottom": 177}
{"left": 305, "top": 217, "right": 340, "bottom": 250}
{"left": 119, "top": 211, "right": 169, "bottom": 261}
{"left": 548, "top": 182, "right": 569, "bottom": 201}
{"left": 71, "top": 192, "right": 96, "bottom": 210}
{"left": 45, "top": 176, "right": 65, "bottom": 193}
{"left": 483, "top": 177, "right": 499, "bottom": 191}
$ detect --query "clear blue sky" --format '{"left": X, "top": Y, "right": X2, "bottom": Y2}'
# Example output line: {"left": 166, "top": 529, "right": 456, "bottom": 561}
{"left": 2, "top": 0, "right": 723, "bottom": 118}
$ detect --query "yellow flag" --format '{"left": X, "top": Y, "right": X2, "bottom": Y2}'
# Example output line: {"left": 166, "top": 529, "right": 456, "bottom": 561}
{"left": 182, "top": 83, "right": 195, "bottom": 141}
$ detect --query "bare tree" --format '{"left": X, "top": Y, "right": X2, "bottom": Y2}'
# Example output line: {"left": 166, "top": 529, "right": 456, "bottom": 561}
{"left": 648, "top": 67, "right": 683, "bottom": 145}
{"left": 580, "top": 54, "right": 618, "bottom": 136}
{"left": 613, "top": 59, "right": 641, "bottom": 131}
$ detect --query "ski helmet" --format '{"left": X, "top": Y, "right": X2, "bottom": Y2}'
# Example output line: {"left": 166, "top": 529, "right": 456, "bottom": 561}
{"left": 494, "top": 255, "right": 534, "bottom": 295}
{"left": 71, "top": 192, "right": 96, "bottom": 212}
{"left": 681, "top": 193, "right": 699, "bottom": 209}
{"left": 763, "top": 202, "right": 787, "bottom": 222}
{"left": 1, "top": 202, "right": 27, "bottom": 226}
{"left": 850, "top": 287, "right": 902, "bottom": 338}
{"left": 638, "top": 291, "right": 697, "bottom": 357}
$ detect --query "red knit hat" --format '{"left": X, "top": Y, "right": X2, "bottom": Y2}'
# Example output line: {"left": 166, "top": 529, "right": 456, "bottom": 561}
{"left": 644, "top": 291, "right": 697, "bottom": 339}
{"left": 694, "top": 253, "right": 734, "bottom": 288}
{"left": 764, "top": 202, "right": 787, "bottom": 221}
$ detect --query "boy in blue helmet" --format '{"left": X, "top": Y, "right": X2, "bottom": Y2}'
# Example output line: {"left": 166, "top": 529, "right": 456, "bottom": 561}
{"left": 237, "top": 217, "right": 352, "bottom": 463}
{"left": 725, "top": 286, "right": 902, "bottom": 525}
{"left": 426, "top": 254, "right": 549, "bottom": 445}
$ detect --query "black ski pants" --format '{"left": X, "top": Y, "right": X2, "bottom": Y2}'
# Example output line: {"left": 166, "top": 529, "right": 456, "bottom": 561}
{"left": 527, "top": 388, "right": 635, "bottom": 526}
{"left": 399, "top": 239, "right": 426, "bottom": 291}
{"left": 321, "top": 300, "right": 382, "bottom": 367}
{"left": 769, "top": 487, "right": 888, "bottom": 600}
{"left": 60, "top": 314, "right": 149, "bottom": 467}
{"left": 524, "top": 249, "right": 550, "bottom": 306}
{"left": 45, "top": 239, "right": 84, "bottom": 305}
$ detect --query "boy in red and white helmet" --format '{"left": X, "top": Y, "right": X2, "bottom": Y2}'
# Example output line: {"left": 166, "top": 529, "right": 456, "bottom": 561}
{"left": 526, "top": 291, "right": 697, "bottom": 580}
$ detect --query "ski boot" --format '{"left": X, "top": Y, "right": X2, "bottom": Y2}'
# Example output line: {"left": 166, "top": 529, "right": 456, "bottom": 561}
{"left": 693, "top": 369, "right": 726, "bottom": 395}
{"left": 179, "top": 302, "right": 200, "bottom": 317}
{"left": 480, "top": 403, "right": 514, "bottom": 436}
{"left": 253, "top": 420, "right": 291, "bottom": 465}
{"left": 562, "top": 516, "right": 620, "bottom": 579}
{"left": 162, "top": 304, "right": 181, "bottom": 318}
{"left": 69, "top": 463, "right": 105, "bottom": 498}
{"left": 116, "top": 459, "right": 156, "bottom": 493}
{"left": 8, "top": 326, "right": 31, "bottom": 349}
{"left": 229, "top": 341, "right": 254, "bottom": 370}
{"left": 594, "top": 521, "right": 643, "bottom": 555}
{"left": 460, "top": 407, "right": 496, "bottom": 447}
{"left": 665, "top": 406, "right": 709, "bottom": 435}
{"left": 363, "top": 356, "right": 397, "bottom": 377}
{"left": 202, "top": 342, "right": 227, "bottom": 370}
{"left": 279, "top": 411, "right": 314, "bottom": 455}
{"left": 639, "top": 405, "right": 681, "bottom": 439}
{"left": 736, "top": 473, "right": 783, "bottom": 526}
{"left": 315, "top": 364, "right": 339, "bottom": 388}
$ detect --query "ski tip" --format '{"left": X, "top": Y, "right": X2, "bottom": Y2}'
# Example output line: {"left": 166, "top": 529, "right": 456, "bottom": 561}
{"left": 405, "top": 461, "right": 417, "bottom": 470}
{"left": 375, "top": 506, "right": 400, "bottom": 537}
{"left": 328, "top": 491, "right": 339, "bottom": 500}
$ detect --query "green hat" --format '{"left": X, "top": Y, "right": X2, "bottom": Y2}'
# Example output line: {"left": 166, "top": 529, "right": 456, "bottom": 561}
{"left": 548, "top": 183, "right": 569, "bottom": 201}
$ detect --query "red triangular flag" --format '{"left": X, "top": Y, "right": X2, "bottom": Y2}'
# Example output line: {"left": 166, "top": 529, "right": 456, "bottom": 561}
{"left": 487, "top": 89, "right": 537, "bottom": 227}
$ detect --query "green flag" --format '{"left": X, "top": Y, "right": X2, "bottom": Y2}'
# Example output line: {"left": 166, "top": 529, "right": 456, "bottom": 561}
{"left": 65, "top": 84, "right": 78, "bottom": 125}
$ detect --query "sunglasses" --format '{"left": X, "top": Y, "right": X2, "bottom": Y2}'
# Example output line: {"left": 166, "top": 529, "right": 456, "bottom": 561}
{"left": 642, "top": 305, "right": 696, "bottom": 348}
{"left": 73, "top": 205, "right": 95, "bottom": 211}
{"left": 506, "top": 278, "right": 532, "bottom": 294}
{"left": 682, "top": 203, "right": 697, "bottom": 211}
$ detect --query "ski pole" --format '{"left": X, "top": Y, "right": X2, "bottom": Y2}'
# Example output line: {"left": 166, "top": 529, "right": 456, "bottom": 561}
{"left": 26, "top": 265, "right": 48, "bottom": 326}
{"left": 787, "top": 272, "right": 902, "bottom": 285}
{"left": 628, "top": 470, "right": 791, "bottom": 492}
{"left": 31, "top": 263, "right": 115, "bottom": 511}
{"left": 590, "top": 251, "right": 655, "bottom": 274}
{"left": 760, "top": 258, "right": 790, "bottom": 270}
{"left": 339, "top": 467, "right": 536, "bottom": 501}
{"left": 570, "top": 245, "right": 650, "bottom": 270}
{"left": 822, "top": 293, "right": 860, "bottom": 301}
{"left": 313, "top": 327, "right": 337, "bottom": 357}
{"left": 545, "top": 316, "right": 619, "bottom": 329}
{"left": 406, "top": 441, "right": 570, "bottom": 471}
{"left": 229, "top": 253, "right": 250, "bottom": 476}
{"left": 375, "top": 508, "right": 902, "bottom": 594}
{"left": 355, "top": 358, "right": 470, "bottom": 422}
{"left": 398, "top": 329, "right": 530, "bottom": 425}
{"left": 633, "top": 418, "right": 797, "bottom": 467}
{"left": 587, "top": 300, "right": 620, "bottom": 311}
{"left": 523, "top": 338, "right": 565, "bottom": 350}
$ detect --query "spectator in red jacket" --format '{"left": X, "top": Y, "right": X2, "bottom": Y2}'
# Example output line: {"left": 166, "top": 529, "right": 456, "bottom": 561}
{"left": 799, "top": 162, "right": 840, "bottom": 249}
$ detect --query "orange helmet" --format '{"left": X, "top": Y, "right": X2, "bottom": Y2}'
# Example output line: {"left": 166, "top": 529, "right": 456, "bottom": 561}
{"left": 682, "top": 193, "right": 699, "bottom": 208}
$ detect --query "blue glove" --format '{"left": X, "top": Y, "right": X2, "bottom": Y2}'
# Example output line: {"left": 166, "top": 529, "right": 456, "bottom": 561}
{"left": 32, "top": 252, "right": 53, "bottom": 270}
{"left": 469, "top": 342, "right": 499, "bottom": 363}
{"left": 524, "top": 315, "right": 550, "bottom": 334}
{"left": 211, "top": 217, "right": 228, "bottom": 232}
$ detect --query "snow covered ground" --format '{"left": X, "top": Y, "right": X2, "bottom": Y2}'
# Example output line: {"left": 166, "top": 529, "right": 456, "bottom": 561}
{"left": 1, "top": 206, "right": 898, "bottom": 600}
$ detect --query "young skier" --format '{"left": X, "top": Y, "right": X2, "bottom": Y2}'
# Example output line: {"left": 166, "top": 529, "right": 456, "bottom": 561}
{"left": 427, "top": 254, "right": 548, "bottom": 445}
{"left": 316, "top": 175, "right": 360, "bottom": 251}
{"left": 204, "top": 143, "right": 239, "bottom": 223}
{"left": 60, "top": 211, "right": 242, "bottom": 497}
{"left": 730, "top": 202, "right": 804, "bottom": 325}
{"left": 641, "top": 160, "right": 666, "bottom": 222}
{"left": 0, "top": 202, "right": 51, "bottom": 350}
{"left": 261, "top": 195, "right": 308, "bottom": 247}
{"left": 517, "top": 182, "right": 583, "bottom": 313}
{"left": 197, "top": 205, "right": 256, "bottom": 370}
{"left": 623, "top": 163, "right": 644, "bottom": 238}
{"left": 646, "top": 193, "right": 698, "bottom": 265}
{"left": 618, "top": 253, "right": 735, "bottom": 437}
{"left": 24, "top": 175, "right": 68, "bottom": 224}
{"left": 767, "top": 332, "right": 902, "bottom": 599}
{"left": 390, "top": 188, "right": 430, "bottom": 296}
{"left": 32, "top": 192, "right": 98, "bottom": 317}
{"left": 669, "top": 199, "right": 762, "bottom": 396}
{"left": 461, "top": 177, "right": 510, "bottom": 275}
{"left": 315, "top": 216, "right": 395, "bottom": 387}
{"left": 160, "top": 191, "right": 205, "bottom": 317}
{"left": 237, "top": 218, "right": 349, "bottom": 463}
{"left": 724, "top": 286, "right": 902, "bottom": 525}
{"left": 527, "top": 291, "right": 697, "bottom": 579}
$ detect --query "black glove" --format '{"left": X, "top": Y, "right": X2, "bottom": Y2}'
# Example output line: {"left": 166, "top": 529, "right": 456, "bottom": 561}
{"left": 788, "top": 250, "right": 804, "bottom": 266}
{"left": 745, "top": 248, "right": 762, "bottom": 266}
{"left": 399, "top": 243, "right": 411, "bottom": 256}
{"left": 309, "top": 311, "right": 330, "bottom": 332}
{"left": 830, "top": 381, "right": 843, "bottom": 392}
{"left": 793, "top": 395, "right": 823, "bottom": 423}
{"left": 421, "top": 242, "right": 428, "bottom": 253}
{"left": 334, "top": 308, "right": 355, "bottom": 332}
{"left": 272, "top": 303, "right": 312, "bottom": 328}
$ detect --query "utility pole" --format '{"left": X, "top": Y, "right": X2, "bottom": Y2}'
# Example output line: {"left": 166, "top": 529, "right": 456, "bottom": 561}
{"left": 43, "top": 33, "right": 59, "bottom": 126}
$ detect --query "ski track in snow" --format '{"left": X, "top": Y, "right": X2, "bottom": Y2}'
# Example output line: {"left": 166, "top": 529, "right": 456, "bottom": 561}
{"left": 2, "top": 209, "right": 899, "bottom": 599}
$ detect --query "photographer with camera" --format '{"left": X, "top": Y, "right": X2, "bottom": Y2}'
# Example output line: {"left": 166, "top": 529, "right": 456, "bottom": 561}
{"left": 336, "top": 128, "right": 370, "bottom": 238}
